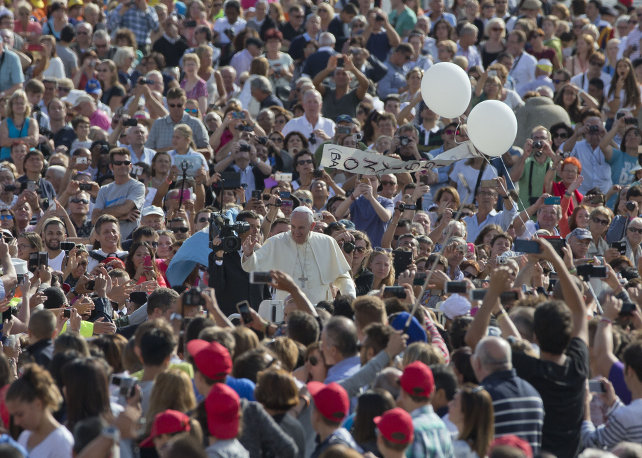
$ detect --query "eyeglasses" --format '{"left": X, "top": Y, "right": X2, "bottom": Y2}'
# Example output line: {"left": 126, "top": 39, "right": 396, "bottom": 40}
{"left": 552, "top": 79, "right": 568, "bottom": 84}
{"left": 112, "top": 160, "right": 131, "bottom": 166}
{"left": 553, "top": 131, "right": 568, "bottom": 139}
{"left": 77, "top": 30, "right": 89, "bottom": 35}
{"left": 463, "top": 271, "right": 476, "bottom": 279}
{"left": 444, "top": 129, "right": 456, "bottom": 135}
{"left": 380, "top": 181, "right": 396, "bottom": 186}
{"left": 185, "top": 108, "right": 198, "bottom": 114}
{"left": 297, "top": 159, "right": 314, "bottom": 165}
{"left": 150, "top": 241, "right": 159, "bottom": 248}
{"left": 70, "top": 198, "right": 89, "bottom": 204}
{"left": 269, "top": 137, "right": 283, "bottom": 143}
{"left": 0, "top": 215, "right": 13, "bottom": 221}
{"left": 171, "top": 227, "right": 190, "bottom": 233}
{"left": 592, "top": 217, "right": 609, "bottom": 225}
{"left": 169, "top": 103, "right": 184, "bottom": 108}
{"left": 629, "top": 227, "right": 642, "bottom": 233}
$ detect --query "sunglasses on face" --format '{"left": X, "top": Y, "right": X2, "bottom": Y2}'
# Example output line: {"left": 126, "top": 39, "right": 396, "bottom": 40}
{"left": 552, "top": 79, "right": 568, "bottom": 84}
{"left": 629, "top": 227, "right": 642, "bottom": 233}
{"left": 169, "top": 103, "right": 184, "bottom": 108}
{"left": 592, "top": 217, "right": 609, "bottom": 225}
{"left": 553, "top": 132, "right": 568, "bottom": 139}
{"left": 463, "top": 271, "right": 476, "bottom": 279}
{"left": 171, "top": 227, "right": 190, "bottom": 233}
{"left": 297, "top": 159, "right": 314, "bottom": 165}
{"left": 185, "top": 108, "right": 198, "bottom": 114}
{"left": 112, "top": 160, "right": 131, "bottom": 166}
{"left": 0, "top": 215, "right": 13, "bottom": 221}
{"left": 380, "top": 181, "right": 396, "bottom": 186}
{"left": 70, "top": 198, "right": 89, "bottom": 204}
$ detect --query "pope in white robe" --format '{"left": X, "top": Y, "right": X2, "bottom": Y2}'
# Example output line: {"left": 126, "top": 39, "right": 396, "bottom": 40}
{"left": 241, "top": 207, "right": 356, "bottom": 303}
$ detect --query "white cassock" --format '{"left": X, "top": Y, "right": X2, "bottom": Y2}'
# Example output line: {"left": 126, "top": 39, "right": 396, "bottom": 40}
{"left": 241, "top": 231, "right": 356, "bottom": 304}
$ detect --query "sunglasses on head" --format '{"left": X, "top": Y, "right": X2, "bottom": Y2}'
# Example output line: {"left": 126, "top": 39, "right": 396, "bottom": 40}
{"left": 112, "top": 160, "right": 131, "bottom": 166}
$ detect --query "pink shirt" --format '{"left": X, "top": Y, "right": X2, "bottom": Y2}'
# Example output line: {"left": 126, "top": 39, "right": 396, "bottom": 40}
{"left": 90, "top": 110, "right": 111, "bottom": 131}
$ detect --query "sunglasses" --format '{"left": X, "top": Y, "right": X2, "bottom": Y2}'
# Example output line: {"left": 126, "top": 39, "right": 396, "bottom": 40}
{"left": 552, "top": 79, "right": 568, "bottom": 84}
{"left": 171, "top": 227, "right": 190, "bottom": 233}
{"left": 444, "top": 129, "right": 456, "bottom": 135}
{"left": 553, "top": 132, "right": 568, "bottom": 139}
{"left": 112, "top": 160, "right": 131, "bottom": 166}
{"left": 169, "top": 103, "right": 184, "bottom": 108}
{"left": 463, "top": 271, "right": 476, "bottom": 279}
{"left": 150, "top": 241, "right": 159, "bottom": 248}
{"left": 70, "top": 198, "right": 89, "bottom": 204}
{"left": 308, "top": 355, "right": 320, "bottom": 366}
{"left": 297, "top": 159, "right": 314, "bottom": 165}
{"left": 380, "top": 181, "right": 396, "bottom": 186}
{"left": 592, "top": 217, "right": 609, "bottom": 225}
{"left": 185, "top": 108, "right": 198, "bottom": 114}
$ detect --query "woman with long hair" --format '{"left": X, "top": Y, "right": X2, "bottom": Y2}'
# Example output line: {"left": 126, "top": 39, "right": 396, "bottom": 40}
{"left": 367, "top": 249, "right": 395, "bottom": 290}
{"left": 553, "top": 83, "right": 584, "bottom": 124}
{"left": 41, "top": 1, "right": 68, "bottom": 41}
{"left": 36, "top": 35, "right": 65, "bottom": 80}
{"left": 169, "top": 124, "right": 208, "bottom": 177}
{"left": 351, "top": 390, "right": 396, "bottom": 455}
{"left": 606, "top": 58, "right": 641, "bottom": 119}
{"left": 292, "top": 150, "right": 316, "bottom": 191}
{"left": 351, "top": 230, "right": 374, "bottom": 295}
{"left": 149, "top": 151, "right": 173, "bottom": 190}
{"left": 125, "top": 241, "right": 167, "bottom": 286}
{"left": 113, "top": 46, "right": 136, "bottom": 91}
{"left": 144, "top": 369, "right": 196, "bottom": 435}
{"left": 195, "top": 45, "right": 222, "bottom": 106}
{"left": 156, "top": 230, "right": 177, "bottom": 261}
{"left": 472, "top": 73, "right": 503, "bottom": 106}
{"left": 449, "top": 384, "right": 494, "bottom": 458}
{"left": 565, "top": 33, "right": 595, "bottom": 76}
{"left": 0, "top": 91, "right": 39, "bottom": 160}
{"left": 96, "top": 59, "right": 126, "bottom": 113}
{"left": 181, "top": 53, "right": 209, "bottom": 114}
{"left": 283, "top": 131, "right": 309, "bottom": 162}
{"left": 6, "top": 364, "right": 73, "bottom": 457}
{"left": 431, "top": 19, "right": 454, "bottom": 42}
{"left": 480, "top": 18, "right": 506, "bottom": 68}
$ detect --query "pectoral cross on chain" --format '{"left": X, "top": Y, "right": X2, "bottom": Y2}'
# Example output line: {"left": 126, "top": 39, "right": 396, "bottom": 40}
{"left": 298, "top": 275, "right": 308, "bottom": 287}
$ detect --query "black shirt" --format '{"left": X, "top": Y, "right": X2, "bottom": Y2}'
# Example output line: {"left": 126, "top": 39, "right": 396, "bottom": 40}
{"left": 512, "top": 337, "right": 589, "bottom": 457}
{"left": 52, "top": 125, "right": 76, "bottom": 150}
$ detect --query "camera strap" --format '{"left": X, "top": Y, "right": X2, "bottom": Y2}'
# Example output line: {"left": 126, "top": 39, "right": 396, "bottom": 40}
{"left": 527, "top": 159, "right": 550, "bottom": 200}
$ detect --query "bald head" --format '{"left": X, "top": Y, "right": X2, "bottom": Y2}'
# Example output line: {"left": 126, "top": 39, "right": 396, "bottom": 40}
{"left": 475, "top": 336, "right": 512, "bottom": 373}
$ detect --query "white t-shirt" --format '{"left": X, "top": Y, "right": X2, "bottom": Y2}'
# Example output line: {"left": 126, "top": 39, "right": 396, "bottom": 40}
{"left": 169, "top": 149, "right": 208, "bottom": 177}
{"left": 18, "top": 426, "right": 74, "bottom": 458}
{"left": 448, "top": 161, "right": 498, "bottom": 204}
{"left": 48, "top": 250, "right": 65, "bottom": 272}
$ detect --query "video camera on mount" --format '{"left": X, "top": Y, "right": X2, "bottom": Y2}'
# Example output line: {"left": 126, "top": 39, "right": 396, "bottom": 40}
{"left": 209, "top": 213, "right": 250, "bottom": 253}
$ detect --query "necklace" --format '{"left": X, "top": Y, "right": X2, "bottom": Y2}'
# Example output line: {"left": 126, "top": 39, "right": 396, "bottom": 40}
{"left": 295, "top": 240, "right": 309, "bottom": 287}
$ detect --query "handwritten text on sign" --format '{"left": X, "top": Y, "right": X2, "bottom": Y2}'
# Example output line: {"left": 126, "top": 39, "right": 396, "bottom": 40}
{"left": 321, "top": 142, "right": 478, "bottom": 175}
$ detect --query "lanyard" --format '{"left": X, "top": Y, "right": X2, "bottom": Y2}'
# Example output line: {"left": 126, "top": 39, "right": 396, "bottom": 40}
{"left": 510, "top": 52, "right": 523, "bottom": 75}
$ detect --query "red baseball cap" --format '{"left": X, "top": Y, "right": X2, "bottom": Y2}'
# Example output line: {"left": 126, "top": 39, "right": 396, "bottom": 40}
{"left": 374, "top": 407, "right": 414, "bottom": 445}
{"left": 186, "top": 339, "right": 232, "bottom": 380}
{"left": 205, "top": 383, "right": 241, "bottom": 439}
{"left": 400, "top": 361, "right": 434, "bottom": 398}
{"left": 307, "top": 381, "right": 349, "bottom": 423}
{"left": 139, "top": 409, "right": 191, "bottom": 448}
{"left": 490, "top": 435, "right": 533, "bottom": 458}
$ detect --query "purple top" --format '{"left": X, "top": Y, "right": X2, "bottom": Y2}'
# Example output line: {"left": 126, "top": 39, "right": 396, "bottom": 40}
{"left": 609, "top": 361, "right": 632, "bottom": 405}
{"left": 180, "top": 78, "right": 208, "bottom": 100}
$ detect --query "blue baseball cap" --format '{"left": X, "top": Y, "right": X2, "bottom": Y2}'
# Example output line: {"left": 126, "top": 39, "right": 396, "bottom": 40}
{"left": 85, "top": 79, "right": 102, "bottom": 95}
{"left": 391, "top": 312, "right": 427, "bottom": 344}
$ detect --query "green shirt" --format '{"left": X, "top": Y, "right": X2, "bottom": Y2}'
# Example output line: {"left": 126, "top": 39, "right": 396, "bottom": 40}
{"left": 517, "top": 156, "right": 552, "bottom": 210}
{"left": 388, "top": 6, "right": 417, "bottom": 37}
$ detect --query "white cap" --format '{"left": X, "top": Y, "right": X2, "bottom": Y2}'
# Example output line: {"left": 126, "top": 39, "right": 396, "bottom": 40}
{"left": 141, "top": 206, "right": 164, "bottom": 218}
{"left": 11, "top": 258, "right": 27, "bottom": 276}
{"left": 439, "top": 294, "right": 471, "bottom": 320}
{"left": 292, "top": 206, "right": 313, "bottom": 216}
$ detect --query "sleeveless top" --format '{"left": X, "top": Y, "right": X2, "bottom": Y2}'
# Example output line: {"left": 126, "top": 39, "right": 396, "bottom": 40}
{"left": 0, "top": 117, "right": 30, "bottom": 160}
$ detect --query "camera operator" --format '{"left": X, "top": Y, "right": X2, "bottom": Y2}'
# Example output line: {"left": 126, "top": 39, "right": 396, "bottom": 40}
{"left": 510, "top": 126, "right": 555, "bottom": 210}
{"left": 214, "top": 139, "right": 272, "bottom": 201}
{"left": 209, "top": 210, "right": 270, "bottom": 315}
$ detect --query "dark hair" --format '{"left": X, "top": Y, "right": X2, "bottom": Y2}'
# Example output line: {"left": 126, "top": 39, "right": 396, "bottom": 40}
{"left": 284, "top": 132, "right": 309, "bottom": 151}
{"left": 232, "top": 347, "right": 277, "bottom": 382}
{"left": 351, "top": 389, "right": 395, "bottom": 444}
{"left": 91, "top": 334, "right": 127, "bottom": 374}
{"left": 324, "top": 316, "right": 358, "bottom": 357}
{"left": 131, "top": 226, "right": 156, "bottom": 242}
{"left": 125, "top": 241, "right": 159, "bottom": 280}
{"left": 362, "top": 323, "right": 392, "bottom": 357}
{"left": 450, "top": 347, "right": 478, "bottom": 383}
{"left": 623, "top": 340, "right": 642, "bottom": 381}
{"left": 287, "top": 310, "right": 320, "bottom": 346}
{"left": 140, "top": 326, "right": 176, "bottom": 366}
{"left": 534, "top": 301, "right": 572, "bottom": 354}
{"left": 73, "top": 416, "right": 107, "bottom": 454}
{"left": 147, "top": 288, "right": 179, "bottom": 318}
{"left": 431, "top": 364, "right": 458, "bottom": 401}
{"left": 62, "top": 358, "right": 112, "bottom": 431}
{"left": 6, "top": 363, "right": 63, "bottom": 410}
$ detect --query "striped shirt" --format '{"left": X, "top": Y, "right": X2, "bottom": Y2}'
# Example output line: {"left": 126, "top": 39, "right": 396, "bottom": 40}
{"left": 581, "top": 398, "right": 642, "bottom": 449}
{"left": 482, "top": 369, "right": 544, "bottom": 454}
{"left": 407, "top": 405, "right": 454, "bottom": 458}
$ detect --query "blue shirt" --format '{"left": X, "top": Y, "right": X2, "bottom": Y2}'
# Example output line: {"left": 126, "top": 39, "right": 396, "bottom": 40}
{"left": 463, "top": 206, "right": 518, "bottom": 243}
{"left": 107, "top": 5, "right": 159, "bottom": 45}
{"left": 407, "top": 404, "right": 453, "bottom": 458}
{"left": 606, "top": 148, "right": 637, "bottom": 207}
{"left": 350, "top": 195, "right": 394, "bottom": 248}
{"left": 325, "top": 355, "right": 360, "bottom": 384}
{"left": 0, "top": 49, "right": 24, "bottom": 93}
{"left": 377, "top": 60, "right": 408, "bottom": 99}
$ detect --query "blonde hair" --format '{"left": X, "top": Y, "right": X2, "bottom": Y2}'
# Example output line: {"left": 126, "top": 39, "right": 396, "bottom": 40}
{"left": 7, "top": 90, "right": 31, "bottom": 119}
{"left": 145, "top": 369, "right": 197, "bottom": 434}
{"left": 173, "top": 124, "right": 196, "bottom": 149}
{"left": 367, "top": 250, "right": 395, "bottom": 288}
{"left": 183, "top": 52, "right": 201, "bottom": 67}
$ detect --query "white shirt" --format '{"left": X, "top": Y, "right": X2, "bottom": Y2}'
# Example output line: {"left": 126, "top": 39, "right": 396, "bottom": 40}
{"left": 570, "top": 139, "right": 613, "bottom": 194}
{"left": 570, "top": 71, "right": 612, "bottom": 95}
{"left": 48, "top": 250, "right": 65, "bottom": 271}
{"left": 213, "top": 17, "right": 247, "bottom": 45}
{"left": 510, "top": 51, "right": 537, "bottom": 95}
{"left": 282, "top": 115, "right": 336, "bottom": 151}
{"left": 449, "top": 161, "right": 498, "bottom": 204}
{"left": 18, "top": 426, "right": 74, "bottom": 458}
{"left": 618, "top": 26, "right": 642, "bottom": 61}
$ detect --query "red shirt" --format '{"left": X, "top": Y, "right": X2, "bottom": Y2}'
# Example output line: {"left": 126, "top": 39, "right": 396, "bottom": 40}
{"left": 552, "top": 181, "right": 583, "bottom": 216}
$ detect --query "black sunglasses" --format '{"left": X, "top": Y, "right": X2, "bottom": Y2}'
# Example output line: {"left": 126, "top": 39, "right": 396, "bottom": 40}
{"left": 112, "top": 160, "right": 131, "bottom": 166}
{"left": 171, "top": 227, "right": 190, "bottom": 233}
{"left": 70, "top": 198, "right": 89, "bottom": 204}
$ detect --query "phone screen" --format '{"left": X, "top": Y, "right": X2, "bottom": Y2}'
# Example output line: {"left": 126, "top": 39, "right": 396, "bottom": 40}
{"left": 236, "top": 301, "right": 253, "bottom": 324}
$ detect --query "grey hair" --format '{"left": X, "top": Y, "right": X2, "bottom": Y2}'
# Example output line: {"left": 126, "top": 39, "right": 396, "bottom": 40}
{"left": 475, "top": 336, "right": 512, "bottom": 371}
{"left": 92, "top": 29, "right": 109, "bottom": 42}
{"left": 319, "top": 32, "right": 336, "bottom": 47}
{"left": 250, "top": 75, "right": 272, "bottom": 94}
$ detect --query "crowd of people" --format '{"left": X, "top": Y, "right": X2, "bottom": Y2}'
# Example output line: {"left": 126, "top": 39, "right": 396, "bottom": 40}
{"left": 1, "top": 0, "right": 642, "bottom": 456}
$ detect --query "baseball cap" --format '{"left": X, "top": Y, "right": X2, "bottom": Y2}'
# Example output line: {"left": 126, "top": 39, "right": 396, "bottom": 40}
{"left": 490, "top": 435, "right": 533, "bottom": 458}
{"left": 567, "top": 227, "right": 592, "bottom": 241}
{"left": 141, "top": 205, "right": 165, "bottom": 218}
{"left": 73, "top": 94, "right": 93, "bottom": 108}
{"left": 139, "top": 410, "right": 191, "bottom": 448}
{"left": 521, "top": 0, "right": 541, "bottom": 9}
{"left": 85, "top": 79, "right": 102, "bottom": 95}
{"left": 536, "top": 58, "right": 553, "bottom": 74}
{"left": 205, "top": 383, "right": 241, "bottom": 439}
{"left": 335, "top": 114, "right": 354, "bottom": 124}
{"left": 307, "top": 381, "right": 349, "bottom": 423}
{"left": 390, "top": 312, "right": 427, "bottom": 344}
{"left": 68, "top": 0, "right": 83, "bottom": 6}
{"left": 439, "top": 294, "right": 472, "bottom": 320}
{"left": 186, "top": 339, "right": 232, "bottom": 381}
{"left": 400, "top": 361, "right": 434, "bottom": 398}
{"left": 374, "top": 408, "right": 414, "bottom": 445}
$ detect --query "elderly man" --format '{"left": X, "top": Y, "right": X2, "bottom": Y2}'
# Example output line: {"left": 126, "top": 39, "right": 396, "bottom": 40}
{"left": 72, "top": 22, "right": 93, "bottom": 56}
{"left": 511, "top": 126, "right": 556, "bottom": 209}
{"left": 564, "top": 110, "right": 612, "bottom": 194}
{"left": 242, "top": 206, "right": 355, "bottom": 303}
{"left": 322, "top": 316, "right": 361, "bottom": 383}
{"left": 73, "top": 95, "right": 110, "bottom": 131}
{"left": 125, "top": 124, "right": 156, "bottom": 164}
{"left": 567, "top": 227, "right": 592, "bottom": 260}
{"left": 377, "top": 43, "right": 414, "bottom": 99}
{"left": 250, "top": 76, "right": 283, "bottom": 109}
{"left": 513, "top": 195, "right": 562, "bottom": 239}
{"left": 456, "top": 23, "right": 481, "bottom": 69}
{"left": 92, "top": 29, "right": 117, "bottom": 60}
{"left": 107, "top": 0, "right": 159, "bottom": 50}
{"left": 302, "top": 32, "right": 337, "bottom": 78}
{"left": 312, "top": 53, "right": 369, "bottom": 119}
{"left": 463, "top": 177, "right": 518, "bottom": 243}
{"left": 140, "top": 206, "right": 165, "bottom": 230}
{"left": 146, "top": 87, "right": 210, "bottom": 153}
{"left": 472, "top": 336, "right": 544, "bottom": 453}
{"left": 281, "top": 90, "right": 335, "bottom": 151}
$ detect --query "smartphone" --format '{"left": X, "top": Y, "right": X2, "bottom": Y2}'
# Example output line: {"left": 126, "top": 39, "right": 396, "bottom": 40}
{"left": 123, "top": 118, "right": 138, "bottom": 127}
{"left": 588, "top": 379, "right": 605, "bottom": 393}
{"left": 514, "top": 239, "right": 542, "bottom": 254}
{"left": 252, "top": 190, "right": 262, "bottom": 200}
{"left": 28, "top": 252, "right": 39, "bottom": 272}
{"left": 481, "top": 179, "right": 497, "bottom": 188}
{"left": 78, "top": 183, "right": 92, "bottom": 191}
{"left": 620, "top": 302, "right": 637, "bottom": 316}
{"left": 413, "top": 272, "right": 427, "bottom": 286}
{"left": 63, "top": 308, "right": 71, "bottom": 318}
{"left": 470, "top": 288, "right": 487, "bottom": 300}
{"left": 236, "top": 300, "right": 253, "bottom": 324}
{"left": 500, "top": 291, "right": 519, "bottom": 301}
{"left": 279, "top": 191, "right": 291, "bottom": 199}
{"left": 76, "top": 156, "right": 88, "bottom": 164}
{"left": 38, "top": 251, "right": 48, "bottom": 267}
{"left": 26, "top": 181, "right": 37, "bottom": 192}
{"left": 610, "top": 241, "right": 627, "bottom": 255}
{"left": 541, "top": 236, "right": 566, "bottom": 257}
{"left": 129, "top": 291, "right": 148, "bottom": 306}
{"left": 184, "top": 19, "right": 197, "bottom": 27}
{"left": 249, "top": 271, "right": 272, "bottom": 284}
{"left": 576, "top": 264, "right": 607, "bottom": 278}
{"left": 337, "top": 57, "right": 344, "bottom": 67}
{"left": 86, "top": 279, "right": 96, "bottom": 290}
{"left": 60, "top": 241, "right": 75, "bottom": 252}
{"left": 313, "top": 170, "right": 324, "bottom": 179}
{"left": 382, "top": 286, "right": 407, "bottom": 299}
{"left": 403, "top": 204, "right": 417, "bottom": 210}
{"left": 143, "top": 255, "right": 152, "bottom": 267}
{"left": 544, "top": 196, "right": 561, "bottom": 205}
{"left": 446, "top": 281, "right": 467, "bottom": 294}
{"left": 336, "top": 126, "right": 351, "bottom": 135}
{"left": 625, "top": 118, "right": 639, "bottom": 126}
{"left": 392, "top": 249, "right": 413, "bottom": 274}
{"left": 232, "top": 111, "right": 245, "bottom": 119}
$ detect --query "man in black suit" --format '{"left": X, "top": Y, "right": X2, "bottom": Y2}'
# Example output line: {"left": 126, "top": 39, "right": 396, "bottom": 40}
{"left": 210, "top": 210, "right": 270, "bottom": 315}
{"left": 327, "top": 3, "right": 358, "bottom": 51}
{"left": 302, "top": 32, "right": 338, "bottom": 78}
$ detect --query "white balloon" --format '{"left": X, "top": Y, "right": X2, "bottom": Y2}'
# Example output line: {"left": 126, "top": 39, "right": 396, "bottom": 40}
{"left": 420, "top": 62, "right": 471, "bottom": 118}
{"left": 467, "top": 100, "right": 517, "bottom": 157}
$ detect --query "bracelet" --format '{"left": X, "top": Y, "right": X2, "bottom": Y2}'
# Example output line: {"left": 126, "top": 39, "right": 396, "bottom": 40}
{"left": 600, "top": 317, "right": 613, "bottom": 325}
